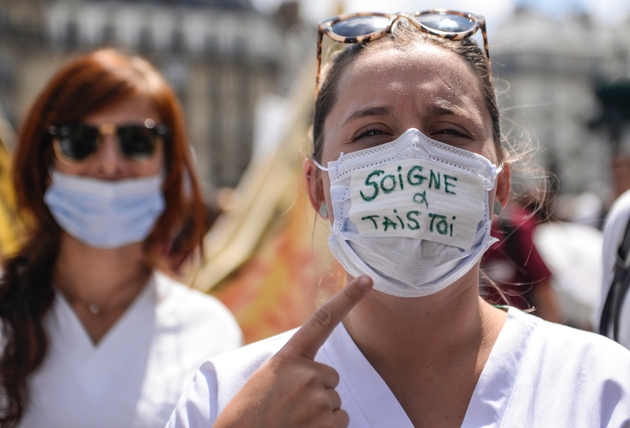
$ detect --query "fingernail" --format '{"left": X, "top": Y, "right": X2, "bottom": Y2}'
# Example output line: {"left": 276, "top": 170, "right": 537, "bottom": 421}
{"left": 358, "top": 276, "right": 372, "bottom": 289}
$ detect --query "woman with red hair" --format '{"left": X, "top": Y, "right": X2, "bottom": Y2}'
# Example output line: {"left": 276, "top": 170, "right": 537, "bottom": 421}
{"left": 0, "top": 48, "right": 242, "bottom": 428}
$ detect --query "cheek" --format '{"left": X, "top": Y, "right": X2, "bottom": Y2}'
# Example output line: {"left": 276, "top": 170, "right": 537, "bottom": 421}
{"left": 321, "top": 173, "right": 332, "bottom": 201}
{"left": 135, "top": 144, "right": 165, "bottom": 177}
{"left": 51, "top": 156, "right": 86, "bottom": 175}
{"left": 322, "top": 144, "right": 341, "bottom": 168}
{"left": 321, "top": 174, "right": 338, "bottom": 224}
{"left": 320, "top": 118, "right": 347, "bottom": 167}
{"left": 481, "top": 139, "right": 501, "bottom": 166}
{"left": 149, "top": 151, "right": 164, "bottom": 174}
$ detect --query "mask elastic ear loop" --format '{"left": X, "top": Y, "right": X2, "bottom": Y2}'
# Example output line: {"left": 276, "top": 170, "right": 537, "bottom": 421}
{"left": 312, "top": 152, "right": 345, "bottom": 172}
{"left": 312, "top": 158, "right": 330, "bottom": 172}
{"left": 489, "top": 164, "right": 503, "bottom": 188}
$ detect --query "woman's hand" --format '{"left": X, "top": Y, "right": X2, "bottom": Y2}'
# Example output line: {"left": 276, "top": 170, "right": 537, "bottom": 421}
{"left": 214, "top": 276, "right": 374, "bottom": 428}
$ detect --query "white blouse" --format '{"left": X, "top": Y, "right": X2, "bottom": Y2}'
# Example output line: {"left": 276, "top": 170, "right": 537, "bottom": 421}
{"left": 19, "top": 271, "right": 242, "bottom": 428}
{"left": 168, "top": 308, "right": 630, "bottom": 427}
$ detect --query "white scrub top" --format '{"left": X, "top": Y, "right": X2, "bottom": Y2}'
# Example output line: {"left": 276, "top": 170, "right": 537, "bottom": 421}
{"left": 19, "top": 271, "right": 242, "bottom": 428}
{"left": 535, "top": 221, "right": 602, "bottom": 327}
{"left": 595, "top": 189, "right": 630, "bottom": 349}
{"left": 167, "top": 308, "right": 630, "bottom": 428}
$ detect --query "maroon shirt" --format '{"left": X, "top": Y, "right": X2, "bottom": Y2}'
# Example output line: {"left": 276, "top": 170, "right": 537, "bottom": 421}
{"left": 481, "top": 205, "right": 552, "bottom": 310}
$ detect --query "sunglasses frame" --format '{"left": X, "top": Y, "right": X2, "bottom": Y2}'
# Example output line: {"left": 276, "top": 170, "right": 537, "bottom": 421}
{"left": 315, "top": 9, "right": 489, "bottom": 98}
{"left": 49, "top": 119, "right": 168, "bottom": 165}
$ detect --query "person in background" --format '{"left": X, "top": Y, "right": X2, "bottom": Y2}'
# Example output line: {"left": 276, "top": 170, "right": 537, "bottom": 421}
{"left": 596, "top": 188, "right": 630, "bottom": 348}
{"left": 0, "top": 48, "right": 242, "bottom": 428}
{"left": 612, "top": 154, "right": 630, "bottom": 201}
{"left": 594, "top": 153, "right": 630, "bottom": 347}
{"left": 168, "top": 10, "right": 630, "bottom": 428}
{"left": 481, "top": 199, "right": 562, "bottom": 322}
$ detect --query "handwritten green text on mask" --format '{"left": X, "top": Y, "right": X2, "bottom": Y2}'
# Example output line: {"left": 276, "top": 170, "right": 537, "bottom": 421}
{"left": 348, "top": 159, "right": 485, "bottom": 251}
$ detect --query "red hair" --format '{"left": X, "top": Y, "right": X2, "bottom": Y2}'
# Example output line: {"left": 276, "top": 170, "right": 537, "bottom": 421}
{"left": 0, "top": 48, "right": 205, "bottom": 426}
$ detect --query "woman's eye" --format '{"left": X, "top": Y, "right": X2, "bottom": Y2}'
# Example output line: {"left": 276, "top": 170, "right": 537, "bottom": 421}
{"left": 436, "top": 128, "right": 469, "bottom": 138}
{"left": 432, "top": 128, "right": 472, "bottom": 144}
{"left": 353, "top": 128, "right": 389, "bottom": 141}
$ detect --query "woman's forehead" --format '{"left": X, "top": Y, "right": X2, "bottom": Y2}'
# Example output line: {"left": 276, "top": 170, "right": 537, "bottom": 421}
{"left": 82, "top": 94, "right": 161, "bottom": 125}
{"left": 332, "top": 44, "right": 487, "bottom": 121}
{"left": 345, "top": 44, "right": 480, "bottom": 96}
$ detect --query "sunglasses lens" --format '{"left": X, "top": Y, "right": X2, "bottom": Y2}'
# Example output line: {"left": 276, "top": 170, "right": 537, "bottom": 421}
{"left": 331, "top": 15, "right": 391, "bottom": 37}
{"left": 118, "top": 126, "right": 158, "bottom": 160}
{"left": 416, "top": 13, "right": 475, "bottom": 33}
{"left": 56, "top": 125, "right": 98, "bottom": 161}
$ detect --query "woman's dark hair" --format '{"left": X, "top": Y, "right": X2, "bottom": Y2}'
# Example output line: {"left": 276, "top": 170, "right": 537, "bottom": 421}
{"left": 0, "top": 48, "right": 206, "bottom": 426}
{"left": 312, "top": 20, "right": 502, "bottom": 163}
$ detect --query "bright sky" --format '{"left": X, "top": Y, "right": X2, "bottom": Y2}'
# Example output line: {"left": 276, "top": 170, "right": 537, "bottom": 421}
{"left": 251, "top": 0, "right": 630, "bottom": 27}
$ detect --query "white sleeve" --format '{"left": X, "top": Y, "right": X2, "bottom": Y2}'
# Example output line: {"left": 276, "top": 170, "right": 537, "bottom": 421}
{"left": 165, "top": 329, "right": 295, "bottom": 428}
{"left": 165, "top": 361, "right": 220, "bottom": 428}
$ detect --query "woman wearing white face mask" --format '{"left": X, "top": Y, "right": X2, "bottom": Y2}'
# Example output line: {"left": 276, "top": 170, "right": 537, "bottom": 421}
{"left": 168, "top": 10, "right": 630, "bottom": 428}
{"left": 0, "top": 49, "right": 242, "bottom": 428}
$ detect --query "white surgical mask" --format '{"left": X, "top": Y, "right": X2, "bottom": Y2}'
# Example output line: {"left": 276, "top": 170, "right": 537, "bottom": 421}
{"left": 44, "top": 170, "right": 165, "bottom": 249}
{"left": 316, "top": 128, "right": 501, "bottom": 298}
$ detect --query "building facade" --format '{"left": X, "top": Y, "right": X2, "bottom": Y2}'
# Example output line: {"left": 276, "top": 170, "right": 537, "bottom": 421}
{"left": 3, "top": 2, "right": 630, "bottom": 208}
{"left": 491, "top": 7, "right": 630, "bottom": 207}
{"left": 0, "top": 0, "right": 288, "bottom": 190}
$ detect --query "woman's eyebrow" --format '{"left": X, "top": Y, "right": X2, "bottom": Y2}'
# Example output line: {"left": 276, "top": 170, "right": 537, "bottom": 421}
{"left": 427, "top": 103, "right": 469, "bottom": 118}
{"left": 343, "top": 106, "right": 392, "bottom": 126}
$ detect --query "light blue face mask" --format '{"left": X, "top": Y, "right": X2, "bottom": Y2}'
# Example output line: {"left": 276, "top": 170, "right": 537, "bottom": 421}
{"left": 44, "top": 170, "right": 166, "bottom": 249}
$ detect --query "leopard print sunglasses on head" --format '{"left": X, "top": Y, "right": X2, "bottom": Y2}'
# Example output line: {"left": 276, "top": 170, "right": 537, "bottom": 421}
{"left": 315, "top": 9, "right": 489, "bottom": 98}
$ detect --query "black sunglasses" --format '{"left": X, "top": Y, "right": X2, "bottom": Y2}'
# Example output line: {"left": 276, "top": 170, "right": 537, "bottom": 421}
{"left": 48, "top": 119, "right": 168, "bottom": 163}
{"left": 316, "top": 9, "right": 489, "bottom": 98}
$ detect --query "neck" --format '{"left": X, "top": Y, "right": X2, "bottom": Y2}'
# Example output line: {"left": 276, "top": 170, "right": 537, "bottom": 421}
{"left": 342, "top": 266, "right": 506, "bottom": 426}
{"left": 53, "top": 232, "right": 152, "bottom": 314}
{"left": 343, "top": 265, "right": 505, "bottom": 374}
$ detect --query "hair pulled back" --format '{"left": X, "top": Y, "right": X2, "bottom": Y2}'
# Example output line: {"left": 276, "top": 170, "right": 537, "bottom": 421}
{"left": 312, "top": 20, "right": 502, "bottom": 163}
{"left": 0, "top": 48, "right": 205, "bottom": 426}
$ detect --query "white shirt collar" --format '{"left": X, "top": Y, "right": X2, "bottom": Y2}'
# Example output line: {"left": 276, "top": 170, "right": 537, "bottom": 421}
{"left": 318, "top": 308, "right": 537, "bottom": 427}
{"left": 50, "top": 272, "right": 157, "bottom": 359}
{"left": 462, "top": 308, "right": 537, "bottom": 426}
{"left": 321, "top": 322, "right": 414, "bottom": 427}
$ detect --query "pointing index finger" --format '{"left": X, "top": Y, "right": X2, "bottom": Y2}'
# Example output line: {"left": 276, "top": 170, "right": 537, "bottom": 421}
{"left": 281, "top": 276, "right": 373, "bottom": 360}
